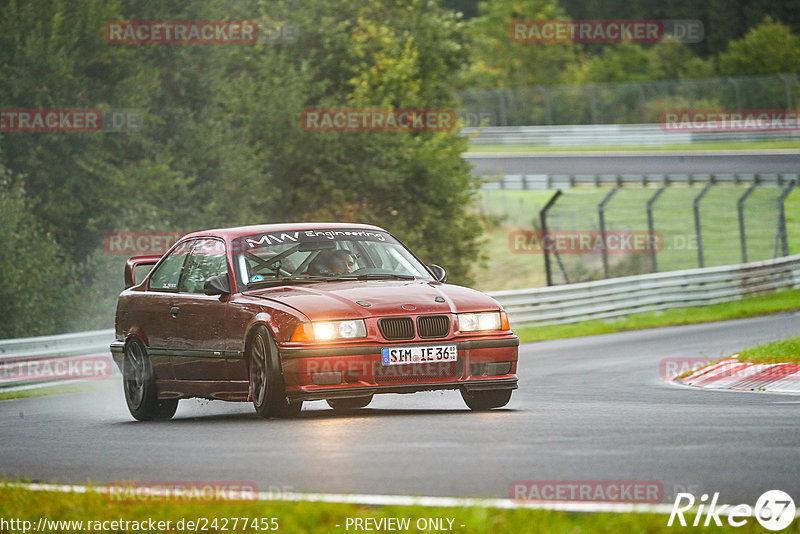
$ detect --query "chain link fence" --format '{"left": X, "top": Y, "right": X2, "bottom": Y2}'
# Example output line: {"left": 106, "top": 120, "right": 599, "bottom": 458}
{"left": 457, "top": 73, "right": 799, "bottom": 126}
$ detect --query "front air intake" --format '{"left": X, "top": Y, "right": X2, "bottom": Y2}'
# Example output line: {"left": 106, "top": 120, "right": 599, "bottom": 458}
{"left": 417, "top": 315, "right": 450, "bottom": 338}
{"left": 378, "top": 317, "right": 415, "bottom": 340}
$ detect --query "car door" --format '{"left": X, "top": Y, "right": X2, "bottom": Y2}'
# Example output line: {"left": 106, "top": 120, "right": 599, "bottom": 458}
{"left": 168, "top": 237, "right": 231, "bottom": 381}
{"left": 130, "top": 239, "right": 196, "bottom": 381}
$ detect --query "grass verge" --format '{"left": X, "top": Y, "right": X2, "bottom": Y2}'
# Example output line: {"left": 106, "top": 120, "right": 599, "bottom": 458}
{"left": 737, "top": 335, "right": 800, "bottom": 364}
{"left": 0, "top": 380, "right": 115, "bottom": 402}
{"left": 515, "top": 289, "right": 800, "bottom": 343}
{"left": 0, "top": 484, "right": 788, "bottom": 534}
{"left": 466, "top": 140, "right": 800, "bottom": 153}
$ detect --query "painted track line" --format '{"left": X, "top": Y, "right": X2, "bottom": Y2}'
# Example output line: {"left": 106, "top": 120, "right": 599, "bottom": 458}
{"left": 0, "top": 482, "right": 751, "bottom": 516}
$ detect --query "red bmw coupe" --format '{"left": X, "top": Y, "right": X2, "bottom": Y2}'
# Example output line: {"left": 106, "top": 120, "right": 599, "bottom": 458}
{"left": 110, "top": 223, "right": 518, "bottom": 420}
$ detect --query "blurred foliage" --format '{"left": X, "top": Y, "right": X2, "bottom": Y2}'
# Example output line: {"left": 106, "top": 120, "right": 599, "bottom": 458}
{"left": 0, "top": 0, "right": 482, "bottom": 336}
{"left": 460, "top": 0, "right": 579, "bottom": 88}
{"left": 0, "top": 168, "right": 75, "bottom": 337}
{"left": 461, "top": 3, "right": 798, "bottom": 90}
{"left": 718, "top": 17, "right": 800, "bottom": 76}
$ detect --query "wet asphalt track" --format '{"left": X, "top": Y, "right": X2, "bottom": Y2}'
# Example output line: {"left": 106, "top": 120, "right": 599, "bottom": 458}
{"left": 2, "top": 312, "right": 800, "bottom": 505}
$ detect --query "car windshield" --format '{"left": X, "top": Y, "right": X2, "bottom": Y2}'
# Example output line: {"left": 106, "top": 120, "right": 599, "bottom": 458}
{"left": 232, "top": 228, "right": 433, "bottom": 289}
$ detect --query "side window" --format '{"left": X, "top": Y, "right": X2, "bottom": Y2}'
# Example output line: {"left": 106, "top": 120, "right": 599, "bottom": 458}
{"left": 178, "top": 238, "right": 228, "bottom": 294}
{"left": 148, "top": 240, "right": 194, "bottom": 292}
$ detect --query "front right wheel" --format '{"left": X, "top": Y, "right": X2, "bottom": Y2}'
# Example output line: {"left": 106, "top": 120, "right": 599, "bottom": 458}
{"left": 460, "top": 388, "right": 512, "bottom": 411}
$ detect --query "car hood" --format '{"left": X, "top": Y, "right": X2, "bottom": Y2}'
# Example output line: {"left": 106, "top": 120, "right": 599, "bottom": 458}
{"left": 244, "top": 280, "right": 501, "bottom": 321}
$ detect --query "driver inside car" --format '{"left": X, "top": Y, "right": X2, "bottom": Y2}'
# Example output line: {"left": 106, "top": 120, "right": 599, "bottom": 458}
{"left": 307, "top": 249, "right": 357, "bottom": 276}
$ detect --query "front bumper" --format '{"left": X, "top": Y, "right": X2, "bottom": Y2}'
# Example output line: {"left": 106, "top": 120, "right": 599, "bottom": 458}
{"left": 279, "top": 335, "right": 519, "bottom": 402}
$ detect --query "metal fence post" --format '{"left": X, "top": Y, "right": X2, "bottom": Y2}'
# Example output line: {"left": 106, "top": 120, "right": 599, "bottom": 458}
{"left": 646, "top": 186, "right": 668, "bottom": 272}
{"left": 538, "top": 87, "right": 553, "bottom": 125}
{"left": 635, "top": 82, "right": 647, "bottom": 123}
{"left": 599, "top": 187, "right": 620, "bottom": 279}
{"left": 497, "top": 89, "right": 508, "bottom": 126}
{"left": 588, "top": 85, "right": 598, "bottom": 124}
{"left": 778, "top": 74, "right": 794, "bottom": 109}
{"left": 540, "top": 190, "right": 563, "bottom": 286}
{"left": 727, "top": 77, "right": 742, "bottom": 110}
{"left": 693, "top": 182, "right": 714, "bottom": 268}
{"left": 774, "top": 181, "right": 796, "bottom": 258}
{"left": 736, "top": 182, "right": 758, "bottom": 263}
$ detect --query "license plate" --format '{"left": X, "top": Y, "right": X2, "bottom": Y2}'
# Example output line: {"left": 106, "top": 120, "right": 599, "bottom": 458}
{"left": 381, "top": 345, "right": 457, "bottom": 366}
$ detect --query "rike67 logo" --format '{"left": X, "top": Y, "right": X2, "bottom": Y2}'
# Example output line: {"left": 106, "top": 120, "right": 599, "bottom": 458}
{"left": 668, "top": 490, "right": 795, "bottom": 531}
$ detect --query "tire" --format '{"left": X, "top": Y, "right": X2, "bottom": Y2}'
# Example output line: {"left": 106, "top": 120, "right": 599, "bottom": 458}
{"left": 123, "top": 338, "right": 178, "bottom": 421}
{"left": 326, "top": 395, "right": 373, "bottom": 411}
{"left": 248, "top": 326, "right": 302, "bottom": 418}
{"left": 460, "top": 388, "right": 512, "bottom": 411}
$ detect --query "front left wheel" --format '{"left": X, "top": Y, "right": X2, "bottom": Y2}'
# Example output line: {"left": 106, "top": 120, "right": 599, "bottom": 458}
{"left": 123, "top": 338, "right": 178, "bottom": 421}
{"left": 248, "top": 326, "right": 302, "bottom": 418}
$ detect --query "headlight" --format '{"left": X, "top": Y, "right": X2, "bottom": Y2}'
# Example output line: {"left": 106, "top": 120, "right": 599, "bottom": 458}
{"left": 291, "top": 320, "right": 367, "bottom": 342}
{"left": 457, "top": 312, "right": 503, "bottom": 332}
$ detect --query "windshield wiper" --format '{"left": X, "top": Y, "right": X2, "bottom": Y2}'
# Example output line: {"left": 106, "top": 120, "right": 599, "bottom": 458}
{"left": 331, "top": 273, "right": 417, "bottom": 281}
{"left": 247, "top": 273, "right": 418, "bottom": 289}
{"left": 246, "top": 276, "right": 331, "bottom": 289}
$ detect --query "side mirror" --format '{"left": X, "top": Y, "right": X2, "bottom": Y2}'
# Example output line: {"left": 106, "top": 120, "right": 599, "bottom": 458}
{"left": 204, "top": 273, "right": 232, "bottom": 296}
{"left": 427, "top": 264, "right": 446, "bottom": 282}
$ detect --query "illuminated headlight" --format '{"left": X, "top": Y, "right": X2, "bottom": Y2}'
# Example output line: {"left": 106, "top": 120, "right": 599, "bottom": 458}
{"left": 457, "top": 312, "right": 502, "bottom": 332}
{"left": 312, "top": 320, "right": 367, "bottom": 341}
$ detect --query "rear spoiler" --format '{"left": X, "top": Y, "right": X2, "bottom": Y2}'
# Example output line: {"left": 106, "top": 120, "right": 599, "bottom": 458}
{"left": 124, "top": 255, "right": 162, "bottom": 289}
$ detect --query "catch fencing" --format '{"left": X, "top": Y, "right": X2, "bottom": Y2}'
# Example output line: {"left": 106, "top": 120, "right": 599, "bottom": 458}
{"left": 482, "top": 174, "right": 797, "bottom": 285}
{"left": 456, "top": 73, "right": 800, "bottom": 127}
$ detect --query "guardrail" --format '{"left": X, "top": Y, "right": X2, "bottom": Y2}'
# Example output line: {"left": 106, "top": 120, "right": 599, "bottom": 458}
{"left": 488, "top": 254, "right": 800, "bottom": 326}
{"left": 2, "top": 255, "right": 799, "bottom": 389}
{"left": 0, "top": 329, "right": 115, "bottom": 390}
{"left": 461, "top": 124, "right": 800, "bottom": 146}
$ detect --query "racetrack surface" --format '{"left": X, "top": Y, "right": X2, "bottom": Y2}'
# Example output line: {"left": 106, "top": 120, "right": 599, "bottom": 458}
{"left": 2, "top": 312, "right": 800, "bottom": 505}
{"left": 465, "top": 151, "right": 800, "bottom": 176}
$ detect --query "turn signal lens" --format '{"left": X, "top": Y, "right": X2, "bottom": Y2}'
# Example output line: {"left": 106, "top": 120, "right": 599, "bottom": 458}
{"left": 500, "top": 311, "right": 510, "bottom": 331}
{"left": 290, "top": 323, "right": 315, "bottom": 342}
